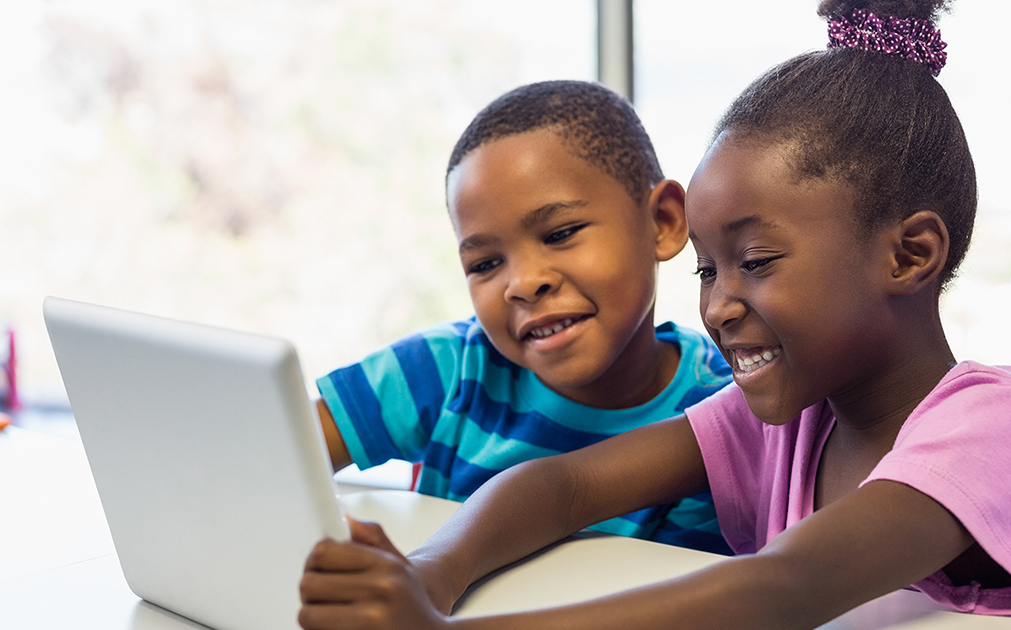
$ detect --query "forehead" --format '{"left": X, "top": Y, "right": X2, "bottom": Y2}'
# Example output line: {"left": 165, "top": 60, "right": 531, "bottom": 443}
{"left": 685, "top": 137, "right": 857, "bottom": 243}
{"left": 446, "top": 130, "right": 634, "bottom": 235}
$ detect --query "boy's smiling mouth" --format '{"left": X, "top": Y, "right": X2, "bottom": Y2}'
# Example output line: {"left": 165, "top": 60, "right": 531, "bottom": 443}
{"left": 733, "top": 346, "right": 782, "bottom": 373}
{"left": 520, "top": 315, "right": 590, "bottom": 341}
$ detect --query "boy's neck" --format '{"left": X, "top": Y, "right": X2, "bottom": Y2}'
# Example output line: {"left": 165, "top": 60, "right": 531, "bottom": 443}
{"left": 554, "top": 323, "right": 681, "bottom": 410}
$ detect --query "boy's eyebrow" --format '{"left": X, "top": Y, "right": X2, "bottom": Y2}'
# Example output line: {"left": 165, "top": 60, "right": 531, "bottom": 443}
{"left": 688, "top": 215, "right": 780, "bottom": 239}
{"left": 459, "top": 233, "right": 496, "bottom": 253}
{"left": 458, "top": 200, "right": 588, "bottom": 254}
{"left": 520, "top": 200, "right": 588, "bottom": 230}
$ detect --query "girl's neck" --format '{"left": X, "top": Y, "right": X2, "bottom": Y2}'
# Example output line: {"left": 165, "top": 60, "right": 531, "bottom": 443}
{"left": 827, "top": 309, "right": 955, "bottom": 438}
{"left": 814, "top": 310, "right": 955, "bottom": 510}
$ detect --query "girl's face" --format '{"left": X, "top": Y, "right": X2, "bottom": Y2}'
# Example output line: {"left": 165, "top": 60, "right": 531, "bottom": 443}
{"left": 686, "top": 136, "right": 894, "bottom": 425}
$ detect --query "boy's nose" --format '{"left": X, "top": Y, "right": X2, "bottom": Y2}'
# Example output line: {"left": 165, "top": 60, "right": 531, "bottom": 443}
{"left": 504, "top": 264, "right": 559, "bottom": 303}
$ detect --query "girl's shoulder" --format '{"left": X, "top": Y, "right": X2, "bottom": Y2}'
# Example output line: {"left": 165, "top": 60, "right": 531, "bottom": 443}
{"left": 926, "top": 361, "right": 1011, "bottom": 407}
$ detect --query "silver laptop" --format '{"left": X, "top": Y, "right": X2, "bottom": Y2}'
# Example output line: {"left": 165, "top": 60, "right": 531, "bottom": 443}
{"left": 43, "top": 296, "right": 349, "bottom": 630}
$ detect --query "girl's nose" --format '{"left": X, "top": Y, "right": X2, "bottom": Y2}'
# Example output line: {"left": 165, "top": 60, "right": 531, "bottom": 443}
{"left": 702, "top": 278, "right": 747, "bottom": 330}
{"left": 504, "top": 261, "right": 559, "bottom": 303}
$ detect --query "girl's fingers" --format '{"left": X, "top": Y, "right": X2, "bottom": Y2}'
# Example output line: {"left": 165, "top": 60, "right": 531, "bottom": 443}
{"left": 304, "top": 537, "right": 397, "bottom": 573}
{"left": 298, "top": 602, "right": 398, "bottom": 630}
{"left": 349, "top": 518, "right": 403, "bottom": 558}
{"left": 301, "top": 537, "right": 419, "bottom": 603}
{"left": 300, "top": 559, "right": 417, "bottom": 604}
{"left": 298, "top": 528, "right": 447, "bottom": 629}
{"left": 303, "top": 518, "right": 406, "bottom": 575}
{"left": 298, "top": 539, "right": 448, "bottom": 630}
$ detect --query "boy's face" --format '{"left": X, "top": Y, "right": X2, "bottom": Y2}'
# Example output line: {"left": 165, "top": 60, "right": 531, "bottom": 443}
{"left": 447, "top": 130, "right": 683, "bottom": 407}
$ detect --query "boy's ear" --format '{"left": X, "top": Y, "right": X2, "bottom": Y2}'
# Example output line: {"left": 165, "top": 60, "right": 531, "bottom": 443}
{"left": 648, "top": 180, "right": 689, "bottom": 262}
{"left": 884, "top": 210, "right": 950, "bottom": 296}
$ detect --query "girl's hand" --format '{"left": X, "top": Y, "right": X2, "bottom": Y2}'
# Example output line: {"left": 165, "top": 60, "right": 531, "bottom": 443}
{"left": 298, "top": 518, "right": 449, "bottom": 630}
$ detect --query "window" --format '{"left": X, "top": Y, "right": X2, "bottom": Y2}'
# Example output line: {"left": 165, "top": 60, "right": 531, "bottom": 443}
{"left": 4, "top": 1, "right": 1006, "bottom": 407}
{"left": 0, "top": 0, "right": 594, "bottom": 404}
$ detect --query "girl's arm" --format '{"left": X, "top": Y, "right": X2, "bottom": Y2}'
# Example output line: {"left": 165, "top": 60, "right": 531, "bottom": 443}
{"left": 300, "top": 420, "right": 975, "bottom": 629}
{"left": 406, "top": 414, "right": 713, "bottom": 611}
{"left": 299, "top": 414, "right": 710, "bottom": 625}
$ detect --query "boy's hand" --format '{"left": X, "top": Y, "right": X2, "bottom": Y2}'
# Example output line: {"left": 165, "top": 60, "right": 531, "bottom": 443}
{"left": 299, "top": 518, "right": 449, "bottom": 630}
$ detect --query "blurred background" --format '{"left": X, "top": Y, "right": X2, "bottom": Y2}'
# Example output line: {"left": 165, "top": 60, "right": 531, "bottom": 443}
{"left": 1, "top": 0, "right": 1009, "bottom": 415}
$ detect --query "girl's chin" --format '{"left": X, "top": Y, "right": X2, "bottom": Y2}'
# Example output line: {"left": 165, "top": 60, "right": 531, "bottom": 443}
{"left": 739, "top": 392, "right": 803, "bottom": 426}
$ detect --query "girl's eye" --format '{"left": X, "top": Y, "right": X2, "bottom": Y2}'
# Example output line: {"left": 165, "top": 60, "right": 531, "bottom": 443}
{"left": 544, "top": 224, "right": 586, "bottom": 245}
{"left": 741, "top": 257, "right": 779, "bottom": 273}
{"left": 468, "top": 258, "right": 502, "bottom": 275}
{"left": 693, "top": 266, "right": 716, "bottom": 285}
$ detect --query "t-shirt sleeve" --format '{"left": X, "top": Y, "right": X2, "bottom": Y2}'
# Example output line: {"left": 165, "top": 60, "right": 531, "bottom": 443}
{"left": 315, "top": 322, "right": 467, "bottom": 469}
{"left": 686, "top": 384, "right": 767, "bottom": 554}
{"left": 862, "top": 363, "right": 1011, "bottom": 575}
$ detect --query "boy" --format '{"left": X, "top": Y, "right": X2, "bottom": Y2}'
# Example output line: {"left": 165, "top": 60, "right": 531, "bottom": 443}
{"left": 315, "top": 80, "right": 731, "bottom": 553}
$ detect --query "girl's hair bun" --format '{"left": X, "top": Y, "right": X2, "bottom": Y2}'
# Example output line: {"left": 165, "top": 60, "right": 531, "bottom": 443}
{"left": 713, "top": 0, "right": 974, "bottom": 290}
{"left": 817, "top": 0, "right": 952, "bottom": 23}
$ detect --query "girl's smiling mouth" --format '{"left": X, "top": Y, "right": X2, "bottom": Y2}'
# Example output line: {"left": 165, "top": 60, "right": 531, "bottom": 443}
{"left": 733, "top": 346, "right": 782, "bottom": 373}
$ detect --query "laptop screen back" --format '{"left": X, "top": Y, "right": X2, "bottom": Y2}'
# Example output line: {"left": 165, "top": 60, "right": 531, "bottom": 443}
{"left": 44, "top": 296, "right": 349, "bottom": 630}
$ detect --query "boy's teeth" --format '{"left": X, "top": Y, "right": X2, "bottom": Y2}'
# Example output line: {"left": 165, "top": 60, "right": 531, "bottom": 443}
{"left": 735, "top": 346, "right": 782, "bottom": 372}
{"left": 530, "top": 318, "right": 575, "bottom": 339}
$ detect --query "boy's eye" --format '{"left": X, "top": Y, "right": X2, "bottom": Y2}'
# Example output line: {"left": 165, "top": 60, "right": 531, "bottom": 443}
{"left": 544, "top": 224, "right": 586, "bottom": 245}
{"left": 467, "top": 258, "right": 502, "bottom": 275}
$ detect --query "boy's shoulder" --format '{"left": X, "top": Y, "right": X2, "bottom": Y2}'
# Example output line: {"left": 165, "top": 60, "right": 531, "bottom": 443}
{"left": 389, "top": 317, "right": 520, "bottom": 380}
{"left": 408, "top": 317, "right": 508, "bottom": 359}
{"left": 656, "top": 321, "right": 733, "bottom": 390}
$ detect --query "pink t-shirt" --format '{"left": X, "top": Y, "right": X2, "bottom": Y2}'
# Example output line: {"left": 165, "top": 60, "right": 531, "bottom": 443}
{"left": 686, "top": 361, "right": 1011, "bottom": 615}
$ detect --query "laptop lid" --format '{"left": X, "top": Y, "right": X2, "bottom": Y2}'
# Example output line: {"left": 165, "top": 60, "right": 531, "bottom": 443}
{"left": 43, "top": 296, "right": 349, "bottom": 630}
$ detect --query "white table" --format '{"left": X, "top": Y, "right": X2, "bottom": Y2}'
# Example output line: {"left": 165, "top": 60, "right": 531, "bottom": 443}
{"left": 1, "top": 426, "right": 1008, "bottom": 629}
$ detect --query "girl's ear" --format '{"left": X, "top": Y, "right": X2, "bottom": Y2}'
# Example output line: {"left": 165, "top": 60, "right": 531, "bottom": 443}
{"left": 885, "top": 210, "right": 950, "bottom": 296}
{"left": 648, "top": 180, "right": 689, "bottom": 262}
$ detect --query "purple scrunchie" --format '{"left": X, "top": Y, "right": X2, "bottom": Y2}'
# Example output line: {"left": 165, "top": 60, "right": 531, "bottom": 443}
{"left": 827, "top": 8, "right": 947, "bottom": 76}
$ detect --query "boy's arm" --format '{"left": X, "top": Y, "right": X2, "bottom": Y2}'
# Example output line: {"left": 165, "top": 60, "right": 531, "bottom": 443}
{"left": 315, "top": 398, "right": 352, "bottom": 471}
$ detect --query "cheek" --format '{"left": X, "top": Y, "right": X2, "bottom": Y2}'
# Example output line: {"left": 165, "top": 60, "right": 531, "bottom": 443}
{"left": 577, "top": 244, "right": 654, "bottom": 300}
{"left": 467, "top": 281, "right": 498, "bottom": 320}
{"left": 467, "top": 280, "right": 513, "bottom": 344}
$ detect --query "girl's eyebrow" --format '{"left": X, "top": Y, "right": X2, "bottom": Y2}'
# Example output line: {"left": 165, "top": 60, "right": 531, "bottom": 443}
{"left": 688, "top": 215, "right": 781, "bottom": 240}
{"left": 723, "top": 215, "right": 782, "bottom": 233}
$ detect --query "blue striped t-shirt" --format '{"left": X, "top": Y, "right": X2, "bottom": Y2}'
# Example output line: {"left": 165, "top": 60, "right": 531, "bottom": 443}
{"left": 317, "top": 317, "right": 733, "bottom": 554}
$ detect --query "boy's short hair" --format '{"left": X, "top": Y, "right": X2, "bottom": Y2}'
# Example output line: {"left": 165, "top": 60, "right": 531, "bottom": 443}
{"left": 447, "top": 80, "right": 663, "bottom": 204}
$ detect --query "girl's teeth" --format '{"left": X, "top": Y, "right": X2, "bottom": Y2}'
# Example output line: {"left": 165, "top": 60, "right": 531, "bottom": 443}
{"left": 736, "top": 347, "right": 782, "bottom": 372}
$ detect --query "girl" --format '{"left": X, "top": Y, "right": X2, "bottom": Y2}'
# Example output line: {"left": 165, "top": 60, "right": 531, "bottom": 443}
{"left": 298, "top": 1, "right": 1011, "bottom": 627}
